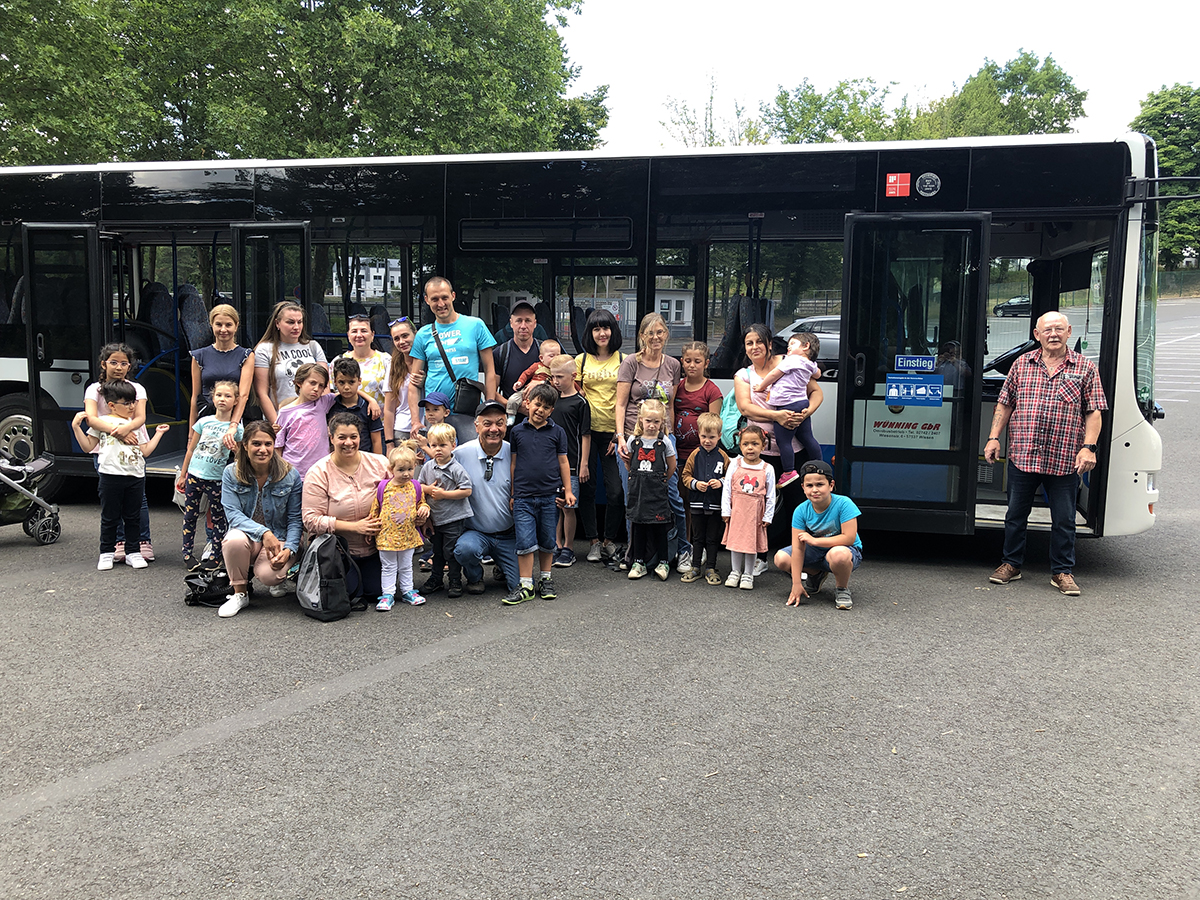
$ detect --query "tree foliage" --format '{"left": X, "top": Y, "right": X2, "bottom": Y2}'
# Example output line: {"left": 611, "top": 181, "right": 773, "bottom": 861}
{"left": 662, "top": 78, "right": 767, "bottom": 148}
{"left": 746, "top": 51, "right": 1087, "bottom": 146}
{"left": 1131, "top": 84, "right": 1200, "bottom": 269}
{"left": 760, "top": 78, "right": 894, "bottom": 144}
{"left": 0, "top": 0, "right": 609, "bottom": 165}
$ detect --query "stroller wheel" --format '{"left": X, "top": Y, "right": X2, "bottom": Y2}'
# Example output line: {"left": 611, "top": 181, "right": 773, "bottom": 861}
{"left": 23, "top": 514, "right": 35, "bottom": 536}
{"left": 33, "top": 511, "right": 61, "bottom": 545}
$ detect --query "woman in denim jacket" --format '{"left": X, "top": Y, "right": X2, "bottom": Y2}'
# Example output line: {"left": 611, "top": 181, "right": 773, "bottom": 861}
{"left": 217, "top": 420, "right": 304, "bottom": 618}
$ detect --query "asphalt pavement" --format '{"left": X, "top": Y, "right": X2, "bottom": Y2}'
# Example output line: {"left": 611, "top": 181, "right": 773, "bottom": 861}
{"left": 2, "top": 301, "right": 1198, "bottom": 899}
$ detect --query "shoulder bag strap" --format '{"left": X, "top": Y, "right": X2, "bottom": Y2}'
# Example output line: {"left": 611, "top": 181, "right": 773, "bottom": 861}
{"left": 430, "top": 327, "right": 458, "bottom": 382}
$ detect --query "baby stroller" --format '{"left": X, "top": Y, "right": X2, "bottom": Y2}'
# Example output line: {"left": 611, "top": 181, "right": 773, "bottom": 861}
{"left": 0, "top": 450, "right": 61, "bottom": 545}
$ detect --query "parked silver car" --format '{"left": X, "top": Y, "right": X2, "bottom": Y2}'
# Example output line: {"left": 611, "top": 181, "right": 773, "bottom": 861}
{"left": 776, "top": 315, "right": 841, "bottom": 361}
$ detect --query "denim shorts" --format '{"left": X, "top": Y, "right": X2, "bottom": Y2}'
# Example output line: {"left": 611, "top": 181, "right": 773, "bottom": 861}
{"left": 513, "top": 494, "right": 559, "bottom": 555}
{"left": 781, "top": 543, "right": 863, "bottom": 572}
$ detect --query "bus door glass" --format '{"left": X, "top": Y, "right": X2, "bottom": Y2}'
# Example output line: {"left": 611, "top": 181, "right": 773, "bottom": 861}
{"left": 19, "top": 224, "right": 104, "bottom": 466}
{"left": 837, "top": 214, "right": 989, "bottom": 534}
{"left": 231, "top": 223, "right": 312, "bottom": 353}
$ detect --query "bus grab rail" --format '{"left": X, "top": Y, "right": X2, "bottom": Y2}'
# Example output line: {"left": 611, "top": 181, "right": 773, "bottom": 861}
{"left": 1125, "top": 176, "right": 1200, "bottom": 204}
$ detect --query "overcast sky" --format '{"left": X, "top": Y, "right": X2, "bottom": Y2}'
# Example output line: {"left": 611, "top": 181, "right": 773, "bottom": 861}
{"left": 560, "top": 0, "right": 1199, "bottom": 152}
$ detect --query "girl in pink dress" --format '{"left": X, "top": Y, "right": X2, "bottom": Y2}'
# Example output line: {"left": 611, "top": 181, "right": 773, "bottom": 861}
{"left": 721, "top": 425, "right": 777, "bottom": 591}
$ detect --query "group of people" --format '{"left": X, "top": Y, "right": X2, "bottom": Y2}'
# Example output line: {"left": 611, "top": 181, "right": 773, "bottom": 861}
{"left": 73, "top": 274, "right": 1108, "bottom": 616}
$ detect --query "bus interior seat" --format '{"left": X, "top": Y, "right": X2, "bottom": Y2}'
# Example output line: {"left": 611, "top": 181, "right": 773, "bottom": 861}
{"left": 2, "top": 274, "right": 21, "bottom": 325}
{"left": 347, "top": 300, "right": 368, "bottom": 318}
{"left": 533, "top": 300, "right": 553, "bottom": 343}
{"left": 369, "top": 304, "right": 392, "bottom": 353}
{"left": 136, "top": 281, "right": 176, "bottom": 356}
{"left": 309, "top": 301, "right": 333, "bottom": 336}
{"left": 569, "top": 303, "right": 588, "bottom": 354}
{"left": 176, "top": 283, "right": 211, "bottom": 351}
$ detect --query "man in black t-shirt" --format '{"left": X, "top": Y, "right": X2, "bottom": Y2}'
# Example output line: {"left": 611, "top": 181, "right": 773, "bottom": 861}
{"left": 492, "top": 301, "right": 541, "bottom": 402}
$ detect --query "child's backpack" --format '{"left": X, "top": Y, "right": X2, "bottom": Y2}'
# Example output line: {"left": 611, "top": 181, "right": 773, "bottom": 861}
{"left": 377, "top": 478, "right": 425, "bottom": 537}
{"left": 719, "top": 371, "right": 747, "bottom": 452}
{"left": 295, "top": 534, "right": 362, "bottom": 622}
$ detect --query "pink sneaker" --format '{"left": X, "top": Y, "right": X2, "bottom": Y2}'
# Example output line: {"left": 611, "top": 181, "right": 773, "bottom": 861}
{"left": 139, "top": 541, "right": 155, "bottom": 562}
{"left": 113, "top": 541, "right": 126, "bottom": 563}
{"left": 778, "top": 470, "right": 800, "bottom": 488}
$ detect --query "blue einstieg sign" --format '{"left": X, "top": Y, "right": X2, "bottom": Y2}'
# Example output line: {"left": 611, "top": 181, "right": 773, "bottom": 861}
{"left": 895, "top": 355, "right": 936, "bottom": 372}
{"left": 885, "top": 373, "right": 944, "bottom": 407}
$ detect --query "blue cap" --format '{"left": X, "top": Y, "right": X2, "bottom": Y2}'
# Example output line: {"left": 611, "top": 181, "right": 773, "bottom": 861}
{"left": 419, "top": 390, "right": 452, "bottom": 409}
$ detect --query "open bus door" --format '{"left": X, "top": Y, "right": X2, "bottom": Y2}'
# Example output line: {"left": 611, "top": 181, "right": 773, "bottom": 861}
{"left": 20, "top": 224, "right": 105, "bottom": 481}
{"left": 836, "top": 214, "right": 989, "bottom": 534}
{"left": 231, "top": 222, "right": 313, "bottom": 350}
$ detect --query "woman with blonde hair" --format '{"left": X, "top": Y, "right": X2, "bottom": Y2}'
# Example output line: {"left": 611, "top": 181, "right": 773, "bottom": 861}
{"left": 253, "top": 300, "right": 327, "bottom": 426}
{"left": 188, "top": 303, "right": 255, "bottom": 447}
{"left": 613, "top": 312, "right": 690, "bottom": 570}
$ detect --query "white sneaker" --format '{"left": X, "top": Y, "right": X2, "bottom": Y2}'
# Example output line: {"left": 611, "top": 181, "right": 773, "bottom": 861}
{"left": 676, "top": 550, "right": 692, "bottom": 573}
{"left": 739, "top": 574, "right": 754, "bottom": 590}
{"left": 725, "top": 571, "right": 741, "bottom": 588}
{"left": 125, "top": 553, "right": 148, "bottom": 569}
{"left": 753, "top": 558, "right": 769, "bottom": 577}
{"left": 218, "top": 592, "right": 249, "bottom": 618}
{"left": 587, "top": 542, "right": 603, "bottom": 562}
{"left": 97, "top": 553, "right": 115, "bottom": 571}
{"left": 268, "top": 578, "right": 295, "bottom": 598}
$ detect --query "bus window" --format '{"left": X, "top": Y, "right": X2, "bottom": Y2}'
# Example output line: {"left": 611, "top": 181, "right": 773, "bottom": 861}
{"left": 707, "top": 241, "right": 842, "bottom": 376}
{"left": 453, "top": 256, "right": 549, "bottom": 342}
{"left": 556, "top": 271, "right": 637, "bottom": 353}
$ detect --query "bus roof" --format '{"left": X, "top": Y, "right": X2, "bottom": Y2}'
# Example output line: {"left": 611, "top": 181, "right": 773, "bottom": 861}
{"left": 0, "top": 132, "right": 1152, "bottom": 177}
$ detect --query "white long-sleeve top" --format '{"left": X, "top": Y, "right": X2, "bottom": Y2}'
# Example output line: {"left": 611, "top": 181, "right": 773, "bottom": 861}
{"left": 720, "top": 457, "right": 776, "bottom": 523}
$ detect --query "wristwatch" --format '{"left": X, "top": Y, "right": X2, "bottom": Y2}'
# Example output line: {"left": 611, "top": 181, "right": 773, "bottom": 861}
{"left": 1082, "top": 443, "right": 1098, "bottom": 452}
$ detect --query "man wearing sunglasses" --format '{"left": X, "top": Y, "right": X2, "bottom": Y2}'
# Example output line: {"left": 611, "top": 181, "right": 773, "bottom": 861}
{"left": 452, "top": 400, "right": 522, "bottom": 600}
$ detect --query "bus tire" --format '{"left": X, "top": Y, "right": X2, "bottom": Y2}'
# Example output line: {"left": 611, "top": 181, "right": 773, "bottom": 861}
{"left": 0, "top": 394, "right": 66, "bottom": 500}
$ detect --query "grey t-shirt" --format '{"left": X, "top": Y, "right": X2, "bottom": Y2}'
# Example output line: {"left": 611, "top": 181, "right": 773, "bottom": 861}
{"left": 419, "top": 457, "right": 474, "bottom": 526}
{"left": 254, "top": 340, "right": 327, "bottom": 405}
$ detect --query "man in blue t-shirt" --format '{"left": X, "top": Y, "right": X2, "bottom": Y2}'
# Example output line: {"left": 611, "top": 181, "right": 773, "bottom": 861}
{"left": 408, "top": 276, "right": 498, "bottom": 445}
{"left": 773, "top": 460, "right": 863, "bottom": 611}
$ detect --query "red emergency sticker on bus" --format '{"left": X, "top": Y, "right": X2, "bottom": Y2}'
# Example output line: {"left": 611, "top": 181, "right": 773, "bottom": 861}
{"left": 886, "top": 173, "right": 911, "bottom": 197}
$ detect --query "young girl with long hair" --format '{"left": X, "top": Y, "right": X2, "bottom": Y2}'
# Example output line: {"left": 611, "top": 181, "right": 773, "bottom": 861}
{"left": 253, "top": 300, "right": 327, "bottom": 425}
{"left": 83, "top": 342, "right": 154, "bottom": 561}
{"left": 383, "top": 316, "right": 418, "bottom": 445}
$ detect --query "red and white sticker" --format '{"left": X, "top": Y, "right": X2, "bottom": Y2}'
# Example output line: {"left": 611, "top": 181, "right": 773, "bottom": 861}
{"left": 886, "top": 173, "right": 911, "bottom": 197}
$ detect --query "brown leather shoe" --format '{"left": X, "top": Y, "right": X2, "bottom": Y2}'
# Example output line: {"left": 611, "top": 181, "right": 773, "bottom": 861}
{"left": 989, "top": 563, "right": 1022, "bottom": 584}
{"left": 1051, "top": 572, "right": 1081, "bottom": 596}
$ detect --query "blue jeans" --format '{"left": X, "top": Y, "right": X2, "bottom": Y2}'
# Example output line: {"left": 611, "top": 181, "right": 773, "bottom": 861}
{"left": 1002, "top": 461, "right": 1079, "bottom": 574}
{"left": 455, "top": 530, "right": 520, "bottom": 590}
{"left": 616, "top": 448, "right": 691, "bottom": 562}
{"left": 513, "top": 494, "right": 559, "bottom": 555}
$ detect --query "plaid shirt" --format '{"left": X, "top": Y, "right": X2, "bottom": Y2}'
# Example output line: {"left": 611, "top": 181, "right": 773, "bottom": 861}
{"left": 998, "top": 347, "right": 1107, "bottom": 476}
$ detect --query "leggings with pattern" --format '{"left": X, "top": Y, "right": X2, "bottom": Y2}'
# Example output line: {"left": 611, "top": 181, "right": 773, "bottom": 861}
{"left": 181, "top": 474, "right": 228, "bottom": 561}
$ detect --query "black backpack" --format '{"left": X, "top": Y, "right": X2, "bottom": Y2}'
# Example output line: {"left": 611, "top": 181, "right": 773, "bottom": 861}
{"left": 295, "top": 534, "right": 362, "bottom": 622}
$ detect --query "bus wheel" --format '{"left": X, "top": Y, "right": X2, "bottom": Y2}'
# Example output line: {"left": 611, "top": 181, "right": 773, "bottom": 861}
{"left": 0, "top": 395, "right": 66, "bottom": 500}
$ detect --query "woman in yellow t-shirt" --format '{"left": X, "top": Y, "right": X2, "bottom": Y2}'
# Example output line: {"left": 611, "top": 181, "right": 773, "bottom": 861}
{"left": 575, "top": 309, "right": 626, "bottom": 561}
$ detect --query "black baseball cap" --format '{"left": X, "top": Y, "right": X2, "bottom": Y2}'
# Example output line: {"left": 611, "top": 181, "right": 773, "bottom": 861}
{"left": 476, "top": 399, "right": 507, "bottom": 417}
{"left": 510, "top": 300, "right": 537, "bottom": 316}
{"left": 799, "top": 459, "right": 834, "bottom": 481}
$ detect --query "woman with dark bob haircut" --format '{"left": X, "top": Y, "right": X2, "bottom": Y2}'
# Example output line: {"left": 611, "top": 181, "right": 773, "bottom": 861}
{"left": 574, "top": 307, "right": 627, "bottom": 561}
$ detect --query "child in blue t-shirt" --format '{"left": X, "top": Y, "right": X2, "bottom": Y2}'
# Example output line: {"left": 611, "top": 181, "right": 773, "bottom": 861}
{"left": 777, "top": 460, "right": 863, "bottom": 610}
{"left": 177, "top": 380, "right": 244, "bottom": 570}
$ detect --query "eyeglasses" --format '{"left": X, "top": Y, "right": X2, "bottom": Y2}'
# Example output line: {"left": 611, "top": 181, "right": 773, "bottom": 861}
{"left": 484, "top": 456, "right": 495, "bottom": 481}
{"left": 388, "top": 316, "right": 410, "bottom": 327}
{"left": 348, "top": 313, "right": 371, "bottom": 321}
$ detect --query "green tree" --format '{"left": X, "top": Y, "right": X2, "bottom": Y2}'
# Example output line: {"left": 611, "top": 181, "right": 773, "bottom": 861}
{"left": 1, "top": 0, "right": 609, "bottom": 165}
{"left": 894, "top": 51, "right": 1086, "bottom": 139}
{"left": 0, "top": 0, "right": 132, "bottom": 165}
{"left": 1131, "top": 84, "right": 1200, "bottom": 269}
{"left": 662, "top": 78, "right": 767, "bottom": 148}
{"left": 760, "top": 78, "right": 893, "bottom": 144}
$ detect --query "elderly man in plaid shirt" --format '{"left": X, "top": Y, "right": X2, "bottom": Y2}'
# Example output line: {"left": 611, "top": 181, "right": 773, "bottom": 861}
{"left": 984, "top": 311, "right": 1107, "bottom": 596}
